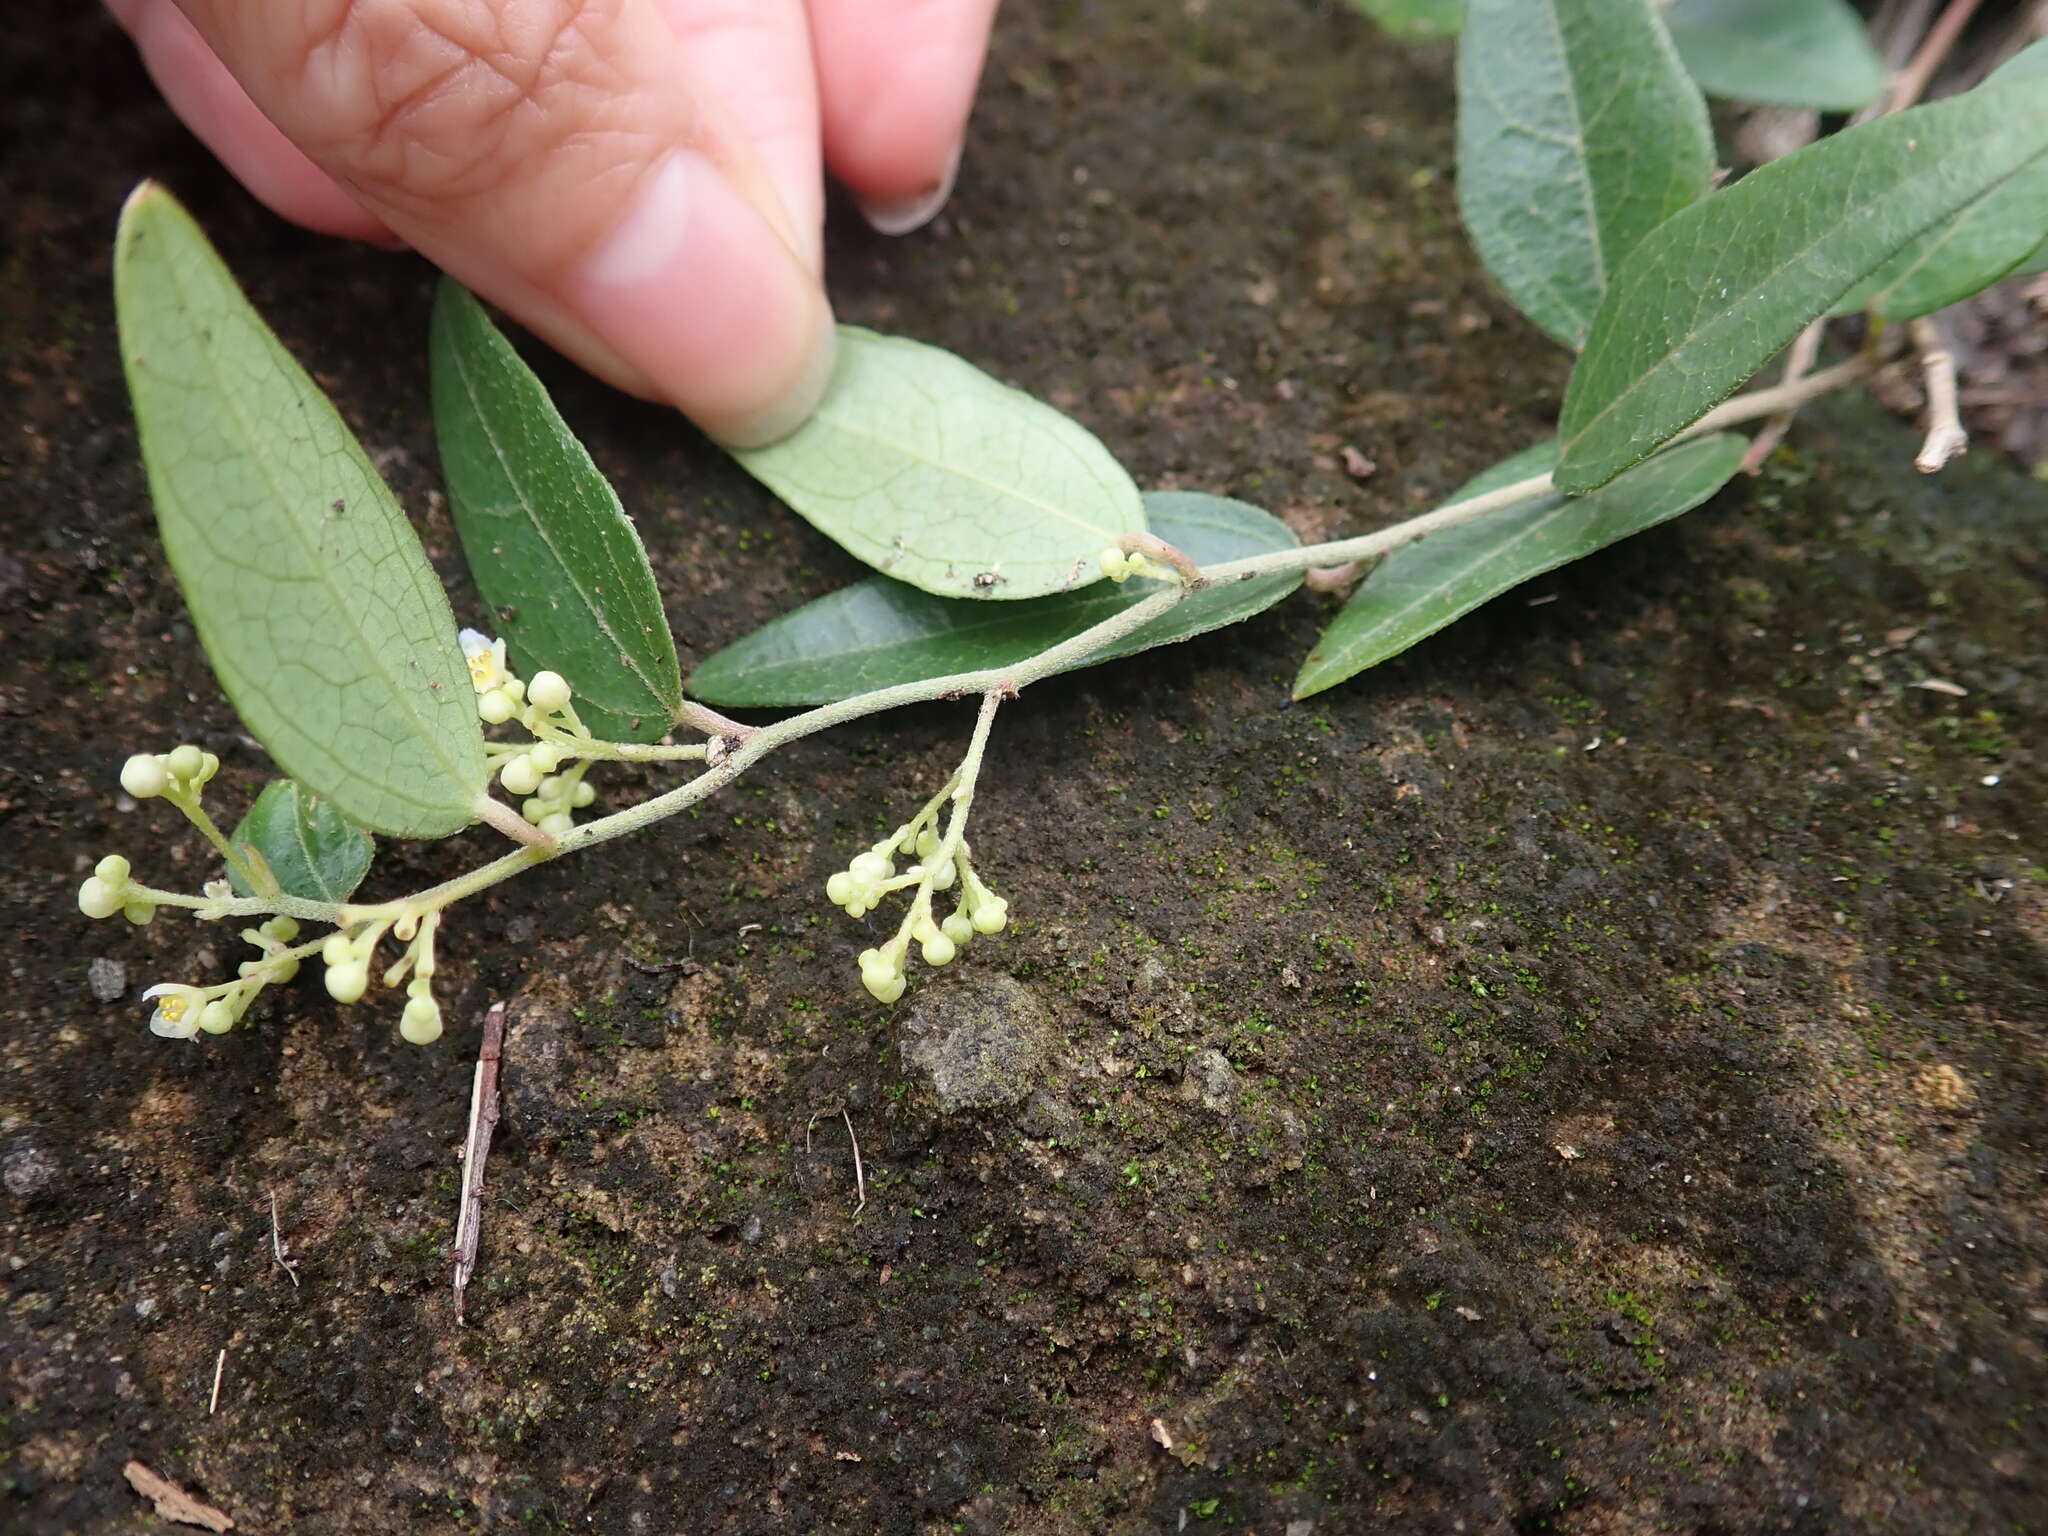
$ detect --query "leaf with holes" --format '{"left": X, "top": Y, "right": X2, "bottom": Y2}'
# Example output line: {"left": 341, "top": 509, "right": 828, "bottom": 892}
{"left": 431, "top": 281, "right": 682, "bottom": 743}
{"left": 1456, "top": 0, "right": 1713, "bottom": 349}
{"left": 227, "top": 778, "right": 375, "bottom": 902}
{"left": 115, "top": 183, "right": 484, "bottom": 837}
{"left": 1557, "top": 79, "right": 2048, "bottom": 492}
{"left": 689, "top": 493, "right": 1298, "bottom": 707}
{"left": 1664, "top": 0, "right": 1883, "bottom": 112}
{"left": 1293, "top": 433, "right": 1745, "bottom": 699}
{"left": 731, "top": 327, "right": 1147, "bottom": 601}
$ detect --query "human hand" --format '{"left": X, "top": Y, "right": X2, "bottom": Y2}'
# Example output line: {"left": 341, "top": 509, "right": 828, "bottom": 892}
{"left": 107, "top": 1, "right": 999, "bottom": 445}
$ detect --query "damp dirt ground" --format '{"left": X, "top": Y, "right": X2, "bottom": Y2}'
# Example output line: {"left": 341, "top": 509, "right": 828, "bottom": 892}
{"left": 4, "top": 6, "right": 2046, "bottom": 1534}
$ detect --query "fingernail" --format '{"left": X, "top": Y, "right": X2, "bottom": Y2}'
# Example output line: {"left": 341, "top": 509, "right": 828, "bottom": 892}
{"left": 568, "top": 150, "right": 835, "bottom": 444}
{"left": 857, "top": 141, "right": 963, "bottom": 237}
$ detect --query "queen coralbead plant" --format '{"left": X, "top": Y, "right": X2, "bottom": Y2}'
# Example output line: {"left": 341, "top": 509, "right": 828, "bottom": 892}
{"left": 93, "top": 12, "right": 2048, "bottom": 1044}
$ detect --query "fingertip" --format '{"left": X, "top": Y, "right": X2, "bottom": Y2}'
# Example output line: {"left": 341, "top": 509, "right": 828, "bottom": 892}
{"left": 812, "top": 0, "right": 998, "bottom": 221}
{"left": 561, "top": 150, "right": 837, "bottom": 445}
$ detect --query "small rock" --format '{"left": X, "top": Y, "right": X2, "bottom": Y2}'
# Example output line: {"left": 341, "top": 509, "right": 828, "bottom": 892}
{"left": 134, "top": 1296, "right": 158, "bottom": 1321}
{"left": 1179, "top": 1048, "right": 1241, "bottom": 1113}
{"left": 3, "top": 1139, "right": 60, "bottom": 1201}
{"left": 898, "top": 975, "right": 1055, "bottom": 1114}
{"left": 87, "top": 957, "right": 128, "bottom": 1003}
{"left": 1913, "top": 1063, "right": 1976, "bottom": 1113}
{"left": 740, "top": 1214, "right": 763, "bottom": 1244}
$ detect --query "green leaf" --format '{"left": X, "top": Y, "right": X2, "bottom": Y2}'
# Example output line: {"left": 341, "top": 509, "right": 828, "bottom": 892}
{"left": 1344, "top": 0, "right": 1464, "bottom": 41}
{"left": 1834, "top": 42, "right": 2048, "bottom": 322}
{"left": 228, "top": 778, "right": 375, "bottom": 903}
{"left": 1294, "top": 433, "right": 1745, "bottom": 699}
{"left": 731, "top": 327, "right": 1147, "bottom": 601}
{"left": 115, "top": 183, "right": 485, "bottom": 838}
{"left": 430, "top": 281, "right": 682, "bottom": 743}
{"left": 1664, "top": 0, "right": 1884, "bottom": 112}
{"left": 688, "top": 493, "right": 1298, "bottom": 707}
{"left": 1556, "top": 80, "right": 2048, "bottom": 493}
{"left": 1456, "top": 0, "right": 1713, "bottom": 349}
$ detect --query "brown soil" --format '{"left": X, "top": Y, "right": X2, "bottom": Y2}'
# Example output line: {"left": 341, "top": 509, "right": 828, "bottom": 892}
{"left": 4, "top": 6, "right": 2045, "bottom": 1534}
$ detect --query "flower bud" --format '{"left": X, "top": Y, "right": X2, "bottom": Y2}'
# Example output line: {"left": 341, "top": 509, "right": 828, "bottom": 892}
{"left": 971, "top": 899, "right": 1009, "bottom": 935}
{"left": 921, "top": 931, "right": 957, "bottom": 968}
{"left": 500, "top": 755, "right": 541, "bottom": 796}
{"left": 850, "top": 851, "right": 891, "bottom": 884}
{"left": 527, "top": 671, "right": 573, "bottom": 713}
{"left": 826, "top": 872, "right": 854, "bottom": 907}
{"left": 916, "top": 828, "right": 940, "bottom": 860}
{"left": 95, "top": 854, "right": 133, "bottom": 884}
{"left": 571, "top": 780, "right": 596, "bottom": 809}
{"left": 321, "top": 932, "right": 353, "bottom": 967}
{"left": 122, "top": 899, "right": 157, "bottom": 927}
{"left": 325, "top": 960, "right": 369, "bottom": 1004}
{"left": 942, "top": 912, "right": 975, "bottom": 946}
{"left": 478, "top": 689, "right": 518, "bottom": 725}
{"left": 199, "top": 998, "right": 237, "bottom": 1034}
{"left": 78, "top": 876, "right": 124, "bottom": 920}
{"left": 1100, "top": 547, "right": 1131, "bottom": 582}
{"left": 522, "top": 798, "right": 546, "bottom": 823}
{"left": 862, "top": 966, "right": 906, "bottom": 1005}
{"left": 166, "top": 744, "right": 205, "bottom": 782}
{"left": 530, "top": 742, "right": 566, "bottom": 773}
{"left": 400, "top": 994, "right": 443, "bottom": 1045}
{"left": 538, "top": 812, "right": 575, "bottom": 838}
{"left": 120, "top": 754, "right": 169, "bottom": 799}
{"left": 262, "top": 915, "right": 300, "bottom": 943}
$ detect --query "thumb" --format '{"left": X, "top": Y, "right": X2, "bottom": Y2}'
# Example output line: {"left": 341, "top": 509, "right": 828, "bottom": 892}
{"left": 170, "top": 0, "right": 835, "bottom": 446}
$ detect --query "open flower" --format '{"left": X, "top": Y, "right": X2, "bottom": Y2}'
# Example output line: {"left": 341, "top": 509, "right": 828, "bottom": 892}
{"left": 141, "top": 983, "right": 206, "bottom": 1040}
{"left": 459, "top": 629, "right": 509, "bottom": 694}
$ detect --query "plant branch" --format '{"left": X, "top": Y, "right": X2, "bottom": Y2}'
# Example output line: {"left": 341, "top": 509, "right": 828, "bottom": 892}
{"left": 1908, "top": 315, "right": 1969, "bottom": 471}
{"left": 144, "top": 357, "right": 1881, "bottom": 935}
{"left": 1886, "top": 0, "right": 1985, "bottom": 113}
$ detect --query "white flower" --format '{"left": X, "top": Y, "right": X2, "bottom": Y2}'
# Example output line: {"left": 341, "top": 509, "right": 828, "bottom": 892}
{"left": 459, "top": 629, "right": 510, "bottom": 696}
{"left": 141, "top": 983, "right": 205, "bottom": 1040}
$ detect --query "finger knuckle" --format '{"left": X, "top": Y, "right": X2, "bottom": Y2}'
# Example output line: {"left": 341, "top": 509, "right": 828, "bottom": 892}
{"left": 294, "top": 0, "right": 628, "bottom": 209}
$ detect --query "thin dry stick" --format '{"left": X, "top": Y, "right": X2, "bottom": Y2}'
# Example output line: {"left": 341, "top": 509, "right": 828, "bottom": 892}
{"left": 268, "top": 1191, "right": 298, "bottom": 1288}
{"left": 1742, "top": 320, "right": 1826, "bottom": 473}
{"left": 1886, "top": 0, "right": 1987, "bottom": 112}
{"left": 208, "top": 1348, "right": 225, "bottom": 1415}
{"left": 1909, "top": 316, "right": 1970, "bottom": 470}
{"left": 453, "top": 1001, "right": 506, "bottom": 1325}
{"left": 842, "top": 1108, "right": 867, "bottom": 1216}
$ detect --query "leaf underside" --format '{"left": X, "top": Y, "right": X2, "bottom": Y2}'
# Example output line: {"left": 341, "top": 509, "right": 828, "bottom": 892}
{"left": 1557, "top": 78, "right": 2048, "bottom": 492}
{"left": 228, "top": 778, "right": 375, "bottom": 903}
{"left": 1456, "top": 0, "right": 1714, "bottom": 349}
{"left": 732, "top": 327, "right": 1148, "bottom": 601}
{"left": 430, "top": 281, "right": 683, "bottom": 743}
{"left": 688, "top": 492, "right": 1300, "bottom": 707}
{"left": 1294, "top": 434, "right": 1747, "bottom": 699}
{"left": 115, "top": 183, "right": 485, "bottom": 838}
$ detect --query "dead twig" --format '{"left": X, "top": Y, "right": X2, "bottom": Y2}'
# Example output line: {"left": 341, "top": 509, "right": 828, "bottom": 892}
{"left": 805, "top": 1107, "right": 869, "bottom": 1217}
{"left": 454, "top": 1001, "right": 506, "bottom": 1325}
{"left": 842, "top": 1107, "right": 867, "bottom": 1216}
{"left": 208, "top": 1348, "right": 225, "bottom": 1415}
{"left": 1741, "top": 320, "right": 1825, "bottom": 474}
{"left": 1909, "top": 316, "right": 1969, "bottom": 471}
{"left": 267, "top": 1191, "right": 298, "bottom": 1288}
{"left": 1885, "top": 0, "right": 1986, "bottom": 113}
{"left": 123, "top": 1461, "right": 234, "bottom": 1532}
